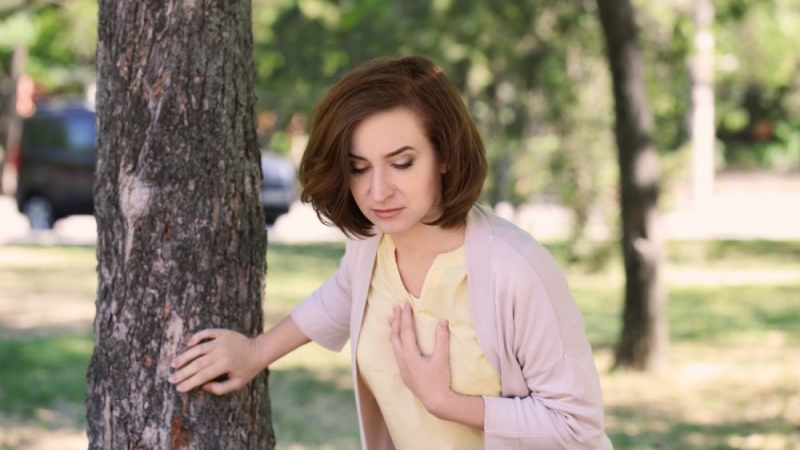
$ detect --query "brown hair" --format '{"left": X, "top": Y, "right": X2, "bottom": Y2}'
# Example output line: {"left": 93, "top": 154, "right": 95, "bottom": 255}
{"left": 299, "top": 55, "right": 488, "bottom": 238}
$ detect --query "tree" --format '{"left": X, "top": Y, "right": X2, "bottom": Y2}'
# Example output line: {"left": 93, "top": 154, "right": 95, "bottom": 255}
{"left": 0, "top": 45, "right": 26, "bottom": 195}
{"left": 86, "top": 1, "right": 274, "bottom": 448}
{"left": 690, "top": 0, "right": 716, "bottom": 203}
{"left": 596, "top": 0, "right": 667, "bottom": 370}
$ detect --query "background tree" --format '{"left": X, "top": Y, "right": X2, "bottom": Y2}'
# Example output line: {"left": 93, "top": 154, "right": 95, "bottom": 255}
{"left": 0, "top": 0, "right": 97, "bottom": 193}
{"left": 690, "top": 0, "right": 716, "bottom": 203}
{"left": 597, "top": 0, "right": 667, "bottom": 370}
{"left": 86, "top": 1, "right": 274, "bottom": 448}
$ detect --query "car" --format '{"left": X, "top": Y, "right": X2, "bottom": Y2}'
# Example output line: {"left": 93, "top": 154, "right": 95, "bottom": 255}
{"left": 13, "top": 101, "right": 96, "bottom": 229}
{"left": 11, "top": 101, "right": 295, "bottom": 229}
{"left": 260, "top": 152, "right": 296, "bottom": 225}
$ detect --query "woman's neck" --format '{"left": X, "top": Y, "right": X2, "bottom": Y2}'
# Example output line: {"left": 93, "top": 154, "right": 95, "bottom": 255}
{"left": 389, "top": 223, "right": 466, "bottom": 262}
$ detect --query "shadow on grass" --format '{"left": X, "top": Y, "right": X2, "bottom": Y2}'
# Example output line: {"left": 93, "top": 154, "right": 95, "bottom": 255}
{"left": 0, "top": 326, "right": 360, "bottom": 449}
{"left": 268, "top": 366, "right": 360, "bottom": 449}
{"left": 576, "top": 282, "right": 800, "bottom": 351}
{"left": 607, "top": 404, "right": 800, "bottom": 450}
{"left": 669, "top": 284, "right": 800, "bottom": 344}
{"left": 0, "top": 330, "right": 92, "bottom": 427}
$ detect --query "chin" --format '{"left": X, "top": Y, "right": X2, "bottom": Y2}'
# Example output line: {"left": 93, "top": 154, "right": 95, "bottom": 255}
{"left": 371, "top": 218, "right": 413, "bottom": 236}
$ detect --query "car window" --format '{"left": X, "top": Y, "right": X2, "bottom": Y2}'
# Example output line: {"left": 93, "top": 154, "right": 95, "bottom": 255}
{"left": 22, "top": 113, "right": 96, "bottom": 154}
{"left": 63, "top": 116, "right": 96, "bottom": 153}
{"left": 21, "top": 118, "right": 56, "bottom": 149}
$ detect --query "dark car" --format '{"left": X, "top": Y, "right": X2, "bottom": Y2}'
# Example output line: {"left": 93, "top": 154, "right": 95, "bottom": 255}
{"left": 260, "top": 152, "right": 296, "bottom": 225}
{"left": 14, "top": 102, "right": 96, "bottom": 229}
{"left": 12, "top": 102, "right": 294, "bottom": 229}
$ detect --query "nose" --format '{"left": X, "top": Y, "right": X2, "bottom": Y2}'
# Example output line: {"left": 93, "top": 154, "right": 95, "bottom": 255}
{"left": 370, "top": 169, "right": 393, "bottom": 203}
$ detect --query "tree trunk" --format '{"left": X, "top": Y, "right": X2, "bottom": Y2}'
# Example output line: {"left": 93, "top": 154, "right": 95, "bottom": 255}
{"left": 86, "top": 1, "right": 274, "bottom": 449}
{"left": 596, "top": 0, "right": 667, "bottom": 371}
{"left": 0, "top": 45, "right": 26, "bottom": 195}
{"left": 690, "top": 0, "right": 716, "bottom": 204}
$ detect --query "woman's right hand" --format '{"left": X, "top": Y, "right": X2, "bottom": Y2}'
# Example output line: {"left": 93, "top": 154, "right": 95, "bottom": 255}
{"left": 168, "top": 329, "right": 262, "bottom": 395}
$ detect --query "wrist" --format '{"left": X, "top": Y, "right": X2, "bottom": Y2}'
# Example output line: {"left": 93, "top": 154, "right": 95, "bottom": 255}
{"left": 253, "top": 332, "right": 273, "bottom": 370}
{"left": 424, "top": 389, "right": 456, "bottom": 420}
{"left": 425, "top": 390, "right": 485, "bottom": 429}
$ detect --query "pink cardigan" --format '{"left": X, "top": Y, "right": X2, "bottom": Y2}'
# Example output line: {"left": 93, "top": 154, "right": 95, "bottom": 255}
{"left": 291, "top": 205, "right": 614, "bottom": 449}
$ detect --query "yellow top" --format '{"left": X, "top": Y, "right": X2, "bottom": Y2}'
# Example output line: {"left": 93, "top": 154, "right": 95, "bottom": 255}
{"left": 356, "top": 235, "right": 502, "bottom": 450}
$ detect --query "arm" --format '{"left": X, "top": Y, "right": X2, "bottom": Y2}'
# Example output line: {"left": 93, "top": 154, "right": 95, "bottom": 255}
{"left": 168, "top": 315, "right": 310, "bottom": 395}
{"left": 170, "top": 240, "right": 358, "bottom": 394}
{"left": 482, "top": 352, "right": 608, "bottom": 450}
{"left": 482, "top": 244, "right": 610, "bottom": 450}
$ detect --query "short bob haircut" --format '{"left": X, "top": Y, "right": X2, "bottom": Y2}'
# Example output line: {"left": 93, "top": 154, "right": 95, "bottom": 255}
{"left": 299, "top": 55, "right": 488, "bottom": 238}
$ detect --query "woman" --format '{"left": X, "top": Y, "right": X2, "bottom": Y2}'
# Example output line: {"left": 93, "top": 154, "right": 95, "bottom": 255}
{"left": 169, "top": 55, "right": 613, "bottom": 450}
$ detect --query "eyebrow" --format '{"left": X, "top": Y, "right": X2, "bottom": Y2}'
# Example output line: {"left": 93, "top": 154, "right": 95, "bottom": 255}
{"left": 348, "top": 146, "right": 415, "bottom": 161}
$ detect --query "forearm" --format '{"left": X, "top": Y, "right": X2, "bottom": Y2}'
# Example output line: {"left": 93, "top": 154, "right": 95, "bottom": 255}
{"left": 428, "top": 391, "right": 485, "bottom": 430}
{"left": 255, "top": 315, "right": 311, "bottom": 369}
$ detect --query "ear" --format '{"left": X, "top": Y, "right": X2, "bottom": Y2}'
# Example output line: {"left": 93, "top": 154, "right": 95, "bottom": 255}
{"left": 439, "top": 163, "right": 447, "bottom": 174}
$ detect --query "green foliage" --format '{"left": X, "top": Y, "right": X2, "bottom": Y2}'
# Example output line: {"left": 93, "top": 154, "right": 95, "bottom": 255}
{"left": 0, "top": 0, "right": 97, "bottom": 90}
{"left": 714, "top": 0, "right": 800, "bottom": 169}
{"left": 5, "top": 0, "right": 800, "bottom": 236}
{"left": 0, "top": 12, "right": 36, "bottom": 50}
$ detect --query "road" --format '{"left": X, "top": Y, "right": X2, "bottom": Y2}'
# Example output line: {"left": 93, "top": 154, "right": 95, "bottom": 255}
{"left": 1, "top": 171, "right": 799, "bottom": 245}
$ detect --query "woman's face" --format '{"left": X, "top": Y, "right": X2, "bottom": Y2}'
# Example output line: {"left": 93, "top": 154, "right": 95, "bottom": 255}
{"left": 348, "top": 107, "right": 445, "bottom": 239}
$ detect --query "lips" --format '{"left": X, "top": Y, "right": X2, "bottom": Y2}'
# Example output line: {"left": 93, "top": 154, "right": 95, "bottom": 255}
{"left": 373, "top": 208, "right": 403, "bottom": 219}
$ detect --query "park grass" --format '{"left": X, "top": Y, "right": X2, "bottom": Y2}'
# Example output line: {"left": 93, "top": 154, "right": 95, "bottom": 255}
{"left": 0, "top": 240, "right": 798, "bottom": 449}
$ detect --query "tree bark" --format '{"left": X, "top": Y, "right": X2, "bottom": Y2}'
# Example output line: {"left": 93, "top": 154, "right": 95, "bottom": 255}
{"left": 0, "top": 45, "right": 26, "bottom": 195}
{"left": 87, "top": 1, "right": 274, "bottom": 449}
{"left": 596, "top": 0, "right": 667, "bottom": 371}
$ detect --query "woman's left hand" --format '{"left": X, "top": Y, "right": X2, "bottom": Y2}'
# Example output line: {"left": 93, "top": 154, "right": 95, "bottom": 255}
{"left": 389, "top": 302, "right": 453, "bottom": 416}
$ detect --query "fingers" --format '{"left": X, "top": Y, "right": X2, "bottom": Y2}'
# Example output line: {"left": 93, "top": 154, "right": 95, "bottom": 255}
{"left": 185, "top": 328, "right": 224, "bottom": 347}
{"left": 175, "top": 362, "right": 227, "bottom": 393}
{"left": 399, "top": 302, "right": 418, "bottom": 349}
{"left": 171, "top": 329, "right": 226, "bottom": 369}
{"left": 169, "top": 348, "right": 214, "bottom": 386}
{"left": 171, "top": 341, "right": 213, "bottom": 370}
{"left": 389, "top": 305, "right": 403, "bottom": 357}
{"left": 432, "top": 320, "right": 450, "bottom": 364}
{"left": 203, "top": 377, "right": 243, "bottom": 395}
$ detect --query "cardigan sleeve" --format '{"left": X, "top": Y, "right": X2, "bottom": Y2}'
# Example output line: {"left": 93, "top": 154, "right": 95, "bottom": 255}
{"left": 482, "top": 239, "right": 612, "bottom": 450}
{"left": 482, "top": 352, "right": 611, "bottom": 450}
{"left": 290, "top": 239, "right": 355, "bottom": 352}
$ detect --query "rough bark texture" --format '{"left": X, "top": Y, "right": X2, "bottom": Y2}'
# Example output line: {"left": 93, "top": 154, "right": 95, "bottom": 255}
{"left": 87, "top": 1, "right": 274, "bottom": 449}
{"left": 596, "top": 0, "right": 667, "bottom": 371}
{"left": 0, "top": 46, "right": 26, "bottom": 195}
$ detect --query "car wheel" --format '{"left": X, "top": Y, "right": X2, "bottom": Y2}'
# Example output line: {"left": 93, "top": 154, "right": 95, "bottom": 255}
{"left": 23, "top": 195, "right": 56, "bottom": 230}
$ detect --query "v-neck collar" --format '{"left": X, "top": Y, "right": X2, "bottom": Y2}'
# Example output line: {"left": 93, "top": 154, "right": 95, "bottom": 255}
{"left": 381, "top": 234, "right": 465, "bottom": 301}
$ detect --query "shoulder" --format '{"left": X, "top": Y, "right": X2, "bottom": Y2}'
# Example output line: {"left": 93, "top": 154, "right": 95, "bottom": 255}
{"left": 469, "top": 205, "right": 563, "bottom": 280}
{"left": 341, "top": 232, "right": 382, "bottom": 271}
{"left": 469, "top": 206, "right": 589, "bottom": 352}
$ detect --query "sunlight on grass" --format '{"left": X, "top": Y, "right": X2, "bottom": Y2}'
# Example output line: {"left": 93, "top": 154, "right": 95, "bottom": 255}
{"left": 0, "top": 240, "right": 798, "bottom": 449}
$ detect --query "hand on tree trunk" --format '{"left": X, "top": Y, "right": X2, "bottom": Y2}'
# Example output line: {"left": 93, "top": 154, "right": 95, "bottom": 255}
{"left": 169, "top": 329, "right": 262, "bottom": 395}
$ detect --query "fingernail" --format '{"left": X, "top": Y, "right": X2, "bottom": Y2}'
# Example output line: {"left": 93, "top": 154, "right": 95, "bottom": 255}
{"left": 168, "top": 375, "right": 175, "bottom": 383}
{"left": 170, "top": 359, "right": 178, "bottom": 368}
{"left": 439, "top": 320, "right": 449, "bottom": 328}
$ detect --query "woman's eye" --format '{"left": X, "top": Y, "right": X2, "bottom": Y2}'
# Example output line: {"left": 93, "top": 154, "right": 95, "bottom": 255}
{"left": 350, "top": 166, "right": 368, "bottom": 174}
{"left": 393, "top": 161, "right": 414, "bottom": 170}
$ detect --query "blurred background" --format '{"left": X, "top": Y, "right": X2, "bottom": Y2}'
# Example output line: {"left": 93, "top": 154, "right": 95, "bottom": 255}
{"left": 0, "top": 0, "right": 798, "bottom": 449}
